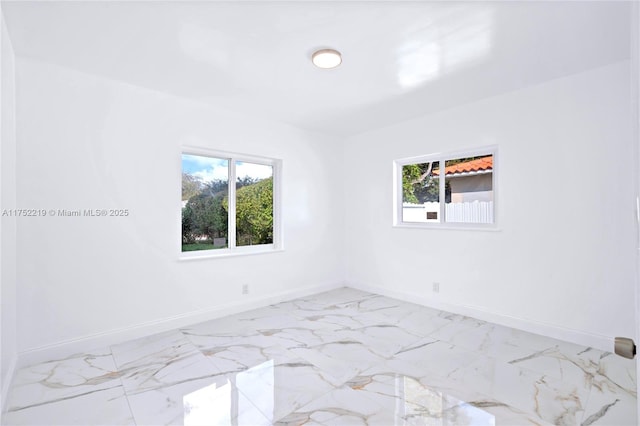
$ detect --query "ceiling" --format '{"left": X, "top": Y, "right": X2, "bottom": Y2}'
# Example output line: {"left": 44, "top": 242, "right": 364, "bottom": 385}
{"left": 1, "top": 1, "right": 632, "bottom": 137}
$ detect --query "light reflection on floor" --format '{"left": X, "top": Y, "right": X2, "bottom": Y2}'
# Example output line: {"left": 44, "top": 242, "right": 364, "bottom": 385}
{"left": 3, "top": 287, "right": 636, "bottom": 425}
{"left": 181, "top": 359, "right": 496, "bottom": 425}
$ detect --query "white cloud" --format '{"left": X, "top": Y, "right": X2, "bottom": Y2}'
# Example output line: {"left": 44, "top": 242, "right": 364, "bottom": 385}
{"left": 183, "top": 155, "right": 272, "bottom": 184}
{"left": 236, "top": 162, "right": 272, "bottom": 180}
{"left": 193, "top": 166, "right": 229, "bottom": 183}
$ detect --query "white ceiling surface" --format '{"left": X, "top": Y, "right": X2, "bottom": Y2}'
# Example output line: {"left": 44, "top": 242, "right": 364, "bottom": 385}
{"left": 2, "top": 1, "right": 631, "bottom": 136}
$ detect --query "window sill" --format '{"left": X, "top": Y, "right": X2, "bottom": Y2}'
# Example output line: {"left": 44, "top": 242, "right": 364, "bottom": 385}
{"left": 179, "top": 245, "right": 284, "bottom": 261}
{"left": 393, "top": 223, "right": 501, "bottom": 232}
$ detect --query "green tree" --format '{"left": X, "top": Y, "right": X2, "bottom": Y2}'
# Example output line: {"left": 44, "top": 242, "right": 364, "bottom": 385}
{"left": 182, "top": 173, "right": 201, "bottom": 201}
{"left": 202, "top": 179, "right": 228, "bottom": 197}
{"left": 402, "top": 162, "right": 439, "bottom": 203}
{"left": 182, "top": 175, "right": 272, "bottom": 248}
{"left": 187, "top": 193, "right": 228, "bottom": 241}
{"left": 236, "top": 176, "right": 258, "bottom": 190}
{"left": 235, "top": 177, "right": 273, "bottom": 245}
{"left": 182, "top": 204, "right": 197, "bottom": 244}
{"left": 402, "top": 162, "right": 445, "bottom": 204}
{"left": 402, "top": 164, "right": 422, "bottom": 203}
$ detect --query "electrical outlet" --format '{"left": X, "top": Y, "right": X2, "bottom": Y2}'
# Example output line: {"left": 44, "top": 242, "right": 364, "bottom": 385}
{"left": 242, "top": 284, "right": 249, "bottom": 295}
{"left": 432, "top": 282, "right": 440, "bottom": 293}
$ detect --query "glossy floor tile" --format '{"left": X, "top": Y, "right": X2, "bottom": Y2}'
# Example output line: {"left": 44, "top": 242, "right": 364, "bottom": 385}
{"left": 3, "top": 287, "right": 637, "bottom": 425}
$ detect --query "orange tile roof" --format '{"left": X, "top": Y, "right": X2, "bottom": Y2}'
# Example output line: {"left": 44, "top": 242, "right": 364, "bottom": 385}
{"left": 433, "top": 155, "right": 493, "bottom": 176}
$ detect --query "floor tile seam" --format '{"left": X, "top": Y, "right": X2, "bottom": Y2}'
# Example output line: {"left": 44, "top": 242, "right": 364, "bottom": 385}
{"left": 356, "top": 321, "right": 433, "bottom": 336}
{"left": 267, "top": 384, "right": 343, "bottom": 424}
{"left": 415, "top": 334, "right": 486, "bottom": 360}
{"left": 14, "top": 349, "right": 118, "bottom": 373}
{"left": 439, "top": 332, "right": 554, "bottom": 356}
{"left": 419, "top": 334, "right": 570, "bottom": 382}
{"left": 233, "top": 384, "right": 287, "bottom": 423}
{"left": 217, "top": 381, "right": 273, "bottom": 425}
{"left": 197, "top": 342, "right": 300, "bottom": 377}
{"left": 181, "top": 324, "right": 265, "bottom": 345}
{"left": 6, "top": 347, "right": 131, "bottom": 414}
{"left": 442, "top": 342, "right": 576, "bottom": 381}
{"left": 339, "top": 374, "right": 430, "bottom": 423}
{"left": 251, "top": 346, "right": 370, "bottom": 424}
{"left": 477, "top": 404, "right": 550, "bottom": 426}
{"left": 276, "top": 374, "right": 485, "bottom": 426}
{"left": 112, "top": 350, "right": 214, "bottom": 383}
{"left": 6, "top": 351, "right": 122, "bottom": 402}
{"left": 407, "top": 358, "right": 555, "bottom": 423}
{"left": 587, "top": 364, "right": 638, "bottom": 397}
{"left": 505, "top": 350, "right": 603, "bottom": 395}
{"left": 469, "top": 384, "right": 550, "bottom": 424}
{"left": 115, "top": 331, "right": 230, "bottom": 395}
{"left": 431, "top": 378, "right": 551, "bottom": 425}
{"left": 459, "top": 341, "right": 611, "bottom": 384}
{"left": 120, "top": 386, "right": 139, "bottom": 425}
{"left": 390, "top": 333, "right": 441, "bottom": 355}
{"left": 190, "top": 345, "right": 235, "bottom": 377}
{"left": 284, "top": 349, "right": 368, "bottom": 388}
{"left": 420, "top": 319, "right": 460, "bottom": 340}
{"left": 113, "top": 331, "right": 219, "bottom": 372}
{"left": 109, "top": 347, "right": 139, "bottom": 425}
{"left": 4, "top": 377, "right": 127, "bottom": 414}
{"left": 428, "top": 320, "right": 599, "bottom": 360}
{"left": 293, "top": 339, "right": 394, "bottom": 368}
{"left": 178, "top": 328, "right": 220, "bottom": 363}
{"left": 118, "top": 367, "right": 236, "bottom": 400}
{"left": 291, "top": 398, "right": 405, "bottom": 425}
{"left": 340, "top": 317, "right": 438, "bottom": 338}
{"left": 514, "top": 369, "right": 592, "bottom": 421}
{"left": 5, "top": 383, "right": 126, "bottom": 414}
{"left": 374, "top": 366, "right": 552, "bottom": 425}
{"left": 508, "top": 375, "right": 593, "bottom": 425}
{"left": 578, "top": 381, "right": 599, "bottom": 425}
{"left": 507, "top": 359, "right": 602, "bottom": 394}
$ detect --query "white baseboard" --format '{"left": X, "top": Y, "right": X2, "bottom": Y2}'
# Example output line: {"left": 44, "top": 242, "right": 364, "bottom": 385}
{"left": 1, "top": 354, "right": 17, "bottom": 414}
{"left": 348, "top": 281, "right": 614, "bottom": 353}
{"left": 15, "top": 280, "right": 614, "bottom": 370}
{"left": 17, "top": 281, "right": 345, "bottom": 369}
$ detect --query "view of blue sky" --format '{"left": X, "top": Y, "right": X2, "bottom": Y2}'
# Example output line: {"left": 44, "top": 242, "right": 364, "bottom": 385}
{"left": 182, "top": 154, "right": 272, "bottom": 183}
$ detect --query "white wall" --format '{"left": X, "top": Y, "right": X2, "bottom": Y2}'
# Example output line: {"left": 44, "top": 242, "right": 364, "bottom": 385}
{"left": 632, "top": 4, "right": 640, "bottom": 420}
{"left": 344, "top": 61, "right": 636, "bottom": 351}
{"left": 7, "top": 44, "right": 636, "bottom": 366}
{"left": 14, "top": 58, "right": 345, "bottom": 362}
{"left": 1, "top": 13, "right": 18, "bottom": 411}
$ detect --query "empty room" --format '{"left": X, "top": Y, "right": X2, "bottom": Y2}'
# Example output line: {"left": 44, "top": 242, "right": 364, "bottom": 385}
{"left": 1, "top": 1, "right": 639, "bottom": 425}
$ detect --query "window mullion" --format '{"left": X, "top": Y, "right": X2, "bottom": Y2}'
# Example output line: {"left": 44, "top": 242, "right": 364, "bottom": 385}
{"left": 228, "top": 158, "right": 237, "bottom": 249}
{"left": 273, "top": 160, "right": 282, "bottom": 248}
{"left": 439, "top": 158, "right": 446, "bottom": 223}
{"left": 396, "top": 162, "right": 404, "bottom": 224}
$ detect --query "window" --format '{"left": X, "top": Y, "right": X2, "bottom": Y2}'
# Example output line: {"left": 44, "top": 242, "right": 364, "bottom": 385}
{"left": 181, "top": 149, "right": 281, "bottom": 257}
{"left": 394, "top": 147, "right": 496, "bottom": 228}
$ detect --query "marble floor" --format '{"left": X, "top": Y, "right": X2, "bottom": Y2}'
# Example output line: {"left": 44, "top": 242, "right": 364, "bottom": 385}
{"left": 2, "top": 287, "right": 637, "bottom": 425}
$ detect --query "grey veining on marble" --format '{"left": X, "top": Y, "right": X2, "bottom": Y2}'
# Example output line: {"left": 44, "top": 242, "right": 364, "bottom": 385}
{"left": 3, "top": 287, "right": 637, "bottom": 425}
{"left": 5, "top": 349, "right": 122, "bottom": 411}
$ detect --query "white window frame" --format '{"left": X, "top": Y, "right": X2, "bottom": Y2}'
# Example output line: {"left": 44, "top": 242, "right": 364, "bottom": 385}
{"left": 180, "top": 147, "right": 283, "bottom": 260}
{"left": 393, "top": 146, "right": 498, "bottom": 230}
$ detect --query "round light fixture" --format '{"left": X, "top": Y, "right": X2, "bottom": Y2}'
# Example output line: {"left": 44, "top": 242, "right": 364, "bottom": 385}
{"left": 312, "top": 48, "right": 342, "bottom": 69}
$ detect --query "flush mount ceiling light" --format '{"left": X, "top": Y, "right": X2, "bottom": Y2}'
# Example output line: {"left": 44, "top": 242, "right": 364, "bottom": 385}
{"left": 312, "top": 48, "right": 342, "bottom": 69}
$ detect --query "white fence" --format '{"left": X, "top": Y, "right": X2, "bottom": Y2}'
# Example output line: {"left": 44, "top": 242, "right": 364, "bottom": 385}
{"left": 403, "top": 201, "right": 494, "bottom": 224}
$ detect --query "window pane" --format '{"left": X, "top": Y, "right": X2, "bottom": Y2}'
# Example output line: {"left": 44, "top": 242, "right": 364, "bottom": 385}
{"left": 235, "top": 162, "right": 273, "bottom": 246}
{"left": 401, "top": 161, "right": 440, "bottom": 223}
{"left": 444, "top": 154, "right": 493, "bottom": 223}
{"left": 181, "top": 154, "right": 229, "bottom": 251}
